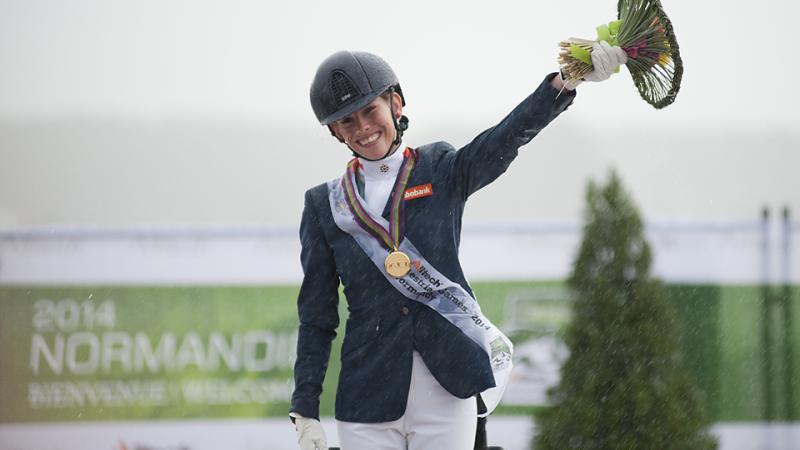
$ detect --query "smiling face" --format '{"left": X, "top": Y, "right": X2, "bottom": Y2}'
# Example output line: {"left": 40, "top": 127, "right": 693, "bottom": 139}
{"left": 330, "top": 92, "right": 403, "bottom": 160}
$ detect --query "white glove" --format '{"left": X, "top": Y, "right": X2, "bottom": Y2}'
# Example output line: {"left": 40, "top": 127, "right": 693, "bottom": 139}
{"left": 293, "top": 414, "right": 327, "bottom": 450}
{"left": 584, "top": 41, "right": 628, "bottom": 82}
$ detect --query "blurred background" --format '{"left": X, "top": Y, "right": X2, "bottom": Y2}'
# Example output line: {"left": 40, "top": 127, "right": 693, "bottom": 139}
{"left": 1, "top": 0, "right": 798, "bottom": 449}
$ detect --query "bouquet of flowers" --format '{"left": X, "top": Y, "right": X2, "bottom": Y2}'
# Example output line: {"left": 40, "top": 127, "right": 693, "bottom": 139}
{"left": 559, "top": 0, "right": 683, "bottom": 109}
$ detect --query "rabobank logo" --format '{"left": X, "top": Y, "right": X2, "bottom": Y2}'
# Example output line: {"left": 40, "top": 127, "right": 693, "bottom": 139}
{"left": 404, "top": 183, "right": 433, "bottom": 201}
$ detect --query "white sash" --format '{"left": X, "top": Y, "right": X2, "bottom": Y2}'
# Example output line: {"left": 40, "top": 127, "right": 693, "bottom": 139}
{"left": 327, "top": 177, "right": 513, "bottom": 416}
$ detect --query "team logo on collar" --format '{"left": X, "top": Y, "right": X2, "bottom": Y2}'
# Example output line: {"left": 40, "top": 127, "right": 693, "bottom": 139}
{"left": 404, "top": 183, "right": 433, "bottom": 200}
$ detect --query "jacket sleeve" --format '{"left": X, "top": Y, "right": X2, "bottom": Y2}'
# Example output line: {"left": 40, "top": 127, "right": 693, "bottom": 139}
{"left": 448, "top": 72, "right": 576, "bottom": 200}
{"left": 290, "top": 189, "right": 340, "bottom": 420}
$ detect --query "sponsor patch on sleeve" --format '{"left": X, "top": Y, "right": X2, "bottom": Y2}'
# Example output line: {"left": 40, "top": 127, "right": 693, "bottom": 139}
{"left": 404, "top": 183, "right": 433, "bottom": 201}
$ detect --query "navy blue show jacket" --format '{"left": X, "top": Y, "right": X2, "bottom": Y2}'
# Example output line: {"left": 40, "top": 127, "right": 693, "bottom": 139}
{"left": 291, "top": 73, "right": 576, "bottom": 423}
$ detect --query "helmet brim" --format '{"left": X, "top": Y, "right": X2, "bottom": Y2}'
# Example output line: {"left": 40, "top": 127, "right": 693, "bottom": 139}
{"left": 319, "top": 91, "right": 382, "bottom": 126}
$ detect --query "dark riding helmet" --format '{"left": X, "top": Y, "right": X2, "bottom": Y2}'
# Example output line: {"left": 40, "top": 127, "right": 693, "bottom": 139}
{"left": 310, "top": 50, "right": 406, "bottom": 126}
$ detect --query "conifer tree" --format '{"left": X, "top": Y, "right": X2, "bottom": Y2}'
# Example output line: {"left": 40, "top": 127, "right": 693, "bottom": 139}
{"left": 532, "top": 171, "right": 717, "bottom": 449}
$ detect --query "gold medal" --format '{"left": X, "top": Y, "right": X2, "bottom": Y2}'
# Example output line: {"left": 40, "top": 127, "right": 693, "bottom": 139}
{"left": 385, "top": 251, "right": 411, "bottom": 278}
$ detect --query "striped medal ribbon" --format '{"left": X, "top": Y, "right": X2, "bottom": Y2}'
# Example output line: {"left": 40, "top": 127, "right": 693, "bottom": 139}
{"left": 341, "top": 148, "right": 415, "bottom": 278}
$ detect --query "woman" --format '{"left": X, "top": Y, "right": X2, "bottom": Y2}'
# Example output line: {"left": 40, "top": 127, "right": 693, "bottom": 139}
{"left": 290, "top": 45, "right": 626, "bottom": 450}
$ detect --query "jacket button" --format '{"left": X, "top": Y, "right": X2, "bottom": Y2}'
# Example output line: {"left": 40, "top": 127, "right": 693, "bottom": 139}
{"left": 401, "top": 306, "right": 410, "bottom": 315}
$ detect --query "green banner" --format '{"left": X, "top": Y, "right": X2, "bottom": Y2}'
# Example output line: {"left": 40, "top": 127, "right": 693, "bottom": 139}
{"left": 2, "top": 282, "right": 797, "bottom": 423}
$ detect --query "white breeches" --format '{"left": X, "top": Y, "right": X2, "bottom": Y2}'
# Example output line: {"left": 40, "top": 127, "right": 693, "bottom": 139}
{"left": 336, "top": 351, "right": 477, "bottom": 450}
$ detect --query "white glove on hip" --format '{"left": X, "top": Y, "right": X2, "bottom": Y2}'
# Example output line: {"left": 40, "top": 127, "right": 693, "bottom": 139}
{"left": 293, "top": 415, "right": 327, "bottom": 450}
{"left": 584, "top": 41, "right": 628, "bottom": 82}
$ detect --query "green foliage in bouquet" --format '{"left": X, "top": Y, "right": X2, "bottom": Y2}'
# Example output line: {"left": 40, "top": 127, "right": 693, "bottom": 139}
{"left": 531, "top": 171, "right": 716, "bottom": 450}
{"left": 559, "top": 0, "right": 683, "bottom": 109}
